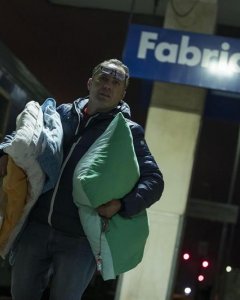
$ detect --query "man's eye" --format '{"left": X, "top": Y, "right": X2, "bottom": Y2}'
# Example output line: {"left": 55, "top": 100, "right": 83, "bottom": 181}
{"left": 98, "top": 75, "right": 108, "bottom": 82}
{"left": 113, "top": 79, "right": 121, "bottom": 85}
{"left": 100, "top": 75, "right": 108, "bottom": 82}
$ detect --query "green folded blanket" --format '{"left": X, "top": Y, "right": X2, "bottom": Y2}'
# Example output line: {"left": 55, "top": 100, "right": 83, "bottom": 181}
{"left": 73, "top": 112, "right": 149, "bottom": 280}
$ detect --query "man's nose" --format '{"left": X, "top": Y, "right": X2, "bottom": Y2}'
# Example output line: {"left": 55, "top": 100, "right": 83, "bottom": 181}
{"left": 102, "top": 80, "right": 112, "bottom": 89}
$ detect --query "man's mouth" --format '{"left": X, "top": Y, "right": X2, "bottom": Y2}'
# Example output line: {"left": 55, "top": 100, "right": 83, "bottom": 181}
{"left": 99, "top": 92, "right": 110, "bottom": 98}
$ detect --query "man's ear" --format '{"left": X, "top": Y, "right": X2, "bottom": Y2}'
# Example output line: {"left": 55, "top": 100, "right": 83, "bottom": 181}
{"left": 87, "top": 78, "right": 92, "bottom": 91}
{"left": 122, "top": 90, "right": 126, "bottom": 99}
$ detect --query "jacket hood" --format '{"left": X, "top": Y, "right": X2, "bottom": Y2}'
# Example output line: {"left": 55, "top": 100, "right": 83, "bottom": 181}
{"left": 73, "top": 97, "right": 131, "bottom": 119}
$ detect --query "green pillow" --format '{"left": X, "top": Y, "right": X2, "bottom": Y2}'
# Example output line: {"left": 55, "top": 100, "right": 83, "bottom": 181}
{"left": 73, "top": 112, "right": 149, "bottom": 280}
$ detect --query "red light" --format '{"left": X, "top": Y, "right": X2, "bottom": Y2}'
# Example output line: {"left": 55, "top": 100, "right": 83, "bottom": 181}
{"left": 183, "top": 253, "right": 190, "bottom": 260}
{"left": 198, "top": 275, "right": 204, "bottom": 282}
{"left": 202, "top": 260, "right": 209, "bottom": 268}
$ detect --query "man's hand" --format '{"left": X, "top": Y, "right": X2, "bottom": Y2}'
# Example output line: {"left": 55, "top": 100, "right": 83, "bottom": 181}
{"left": 0, "top": 155, "right": 8, "bottom": 177}
{"left": 97, "top": 199, "right": 121, "bottom": 219}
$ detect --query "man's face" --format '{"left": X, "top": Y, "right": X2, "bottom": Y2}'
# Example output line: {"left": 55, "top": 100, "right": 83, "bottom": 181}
{"left": 87, "top": 63, "right": 127, "bottom": 113}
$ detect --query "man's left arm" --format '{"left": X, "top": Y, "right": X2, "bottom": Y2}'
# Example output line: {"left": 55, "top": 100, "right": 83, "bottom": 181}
{"left": 119, "top": 123, "right": 164, "bottom": 218}
{"left": 97, "top": 124, "right": 164, "bottom": 219}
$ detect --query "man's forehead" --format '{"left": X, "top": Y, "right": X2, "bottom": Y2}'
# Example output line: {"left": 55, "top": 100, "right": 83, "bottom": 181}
{"left": 94, "top": 64, "right": 127, "bottom": 81}
{"left": 104, "top": 63, "right": 124, "bottom": 73}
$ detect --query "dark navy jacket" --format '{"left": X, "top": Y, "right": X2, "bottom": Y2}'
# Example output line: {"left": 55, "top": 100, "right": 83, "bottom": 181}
{"left": 59, "top": 97, "right": 163, "bottom": 211}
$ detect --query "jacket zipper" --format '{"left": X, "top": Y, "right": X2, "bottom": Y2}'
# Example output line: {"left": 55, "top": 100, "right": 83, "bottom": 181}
{"left": 47, "top": 114, "right": 98, "bottom": 226}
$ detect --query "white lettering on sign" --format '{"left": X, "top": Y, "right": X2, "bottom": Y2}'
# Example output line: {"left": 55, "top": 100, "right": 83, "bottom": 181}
{"left": 137, "top": 31, "right": 240, "bottom": 73}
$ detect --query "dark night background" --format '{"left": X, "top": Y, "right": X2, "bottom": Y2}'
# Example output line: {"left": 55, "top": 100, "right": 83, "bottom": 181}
{"left": 1, "top": 1, "right": 240, "bottom": 299}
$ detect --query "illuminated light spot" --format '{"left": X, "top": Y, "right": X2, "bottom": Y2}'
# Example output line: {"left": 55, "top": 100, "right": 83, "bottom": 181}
{"left": 183, "top": 253, "right": 190, "bottom": 260}
{"left": 184, "top": 287, "right": 191, "bottom": 295}
{"left": 202, "top": 260, "right": 209, "bottom": 268}
{"left": 198, "top": 275, "right": 204, "bottom": 282}
{"left": 226, "top": 266, "right": 232, "bottom": 272}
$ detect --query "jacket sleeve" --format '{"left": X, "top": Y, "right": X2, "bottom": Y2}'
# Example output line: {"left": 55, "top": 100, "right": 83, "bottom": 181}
{"left": 119, "top": 123, "right": 164, "bottom": 218}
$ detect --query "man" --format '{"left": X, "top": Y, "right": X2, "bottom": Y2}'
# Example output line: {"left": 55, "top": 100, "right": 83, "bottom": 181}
{"left": 0, "top": 59, "right": 164, "bottom": 300}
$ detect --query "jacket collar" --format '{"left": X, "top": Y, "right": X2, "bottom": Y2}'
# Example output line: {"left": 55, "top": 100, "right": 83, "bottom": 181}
{"left": 73, "top": 96, "right": 131, "bottom": 119}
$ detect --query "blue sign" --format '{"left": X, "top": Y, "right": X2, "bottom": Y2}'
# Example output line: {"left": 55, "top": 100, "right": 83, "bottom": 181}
{"left": 123, "top": 24, "right": 240, "bottom": 93}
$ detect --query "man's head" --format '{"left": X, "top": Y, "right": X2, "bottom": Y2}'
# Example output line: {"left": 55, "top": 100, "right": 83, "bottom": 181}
{"left": 87, "top": 59, "right": 130, "bottom": 114}
{"left": 92, "top": 59, "right": 129, "bottom": 88}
